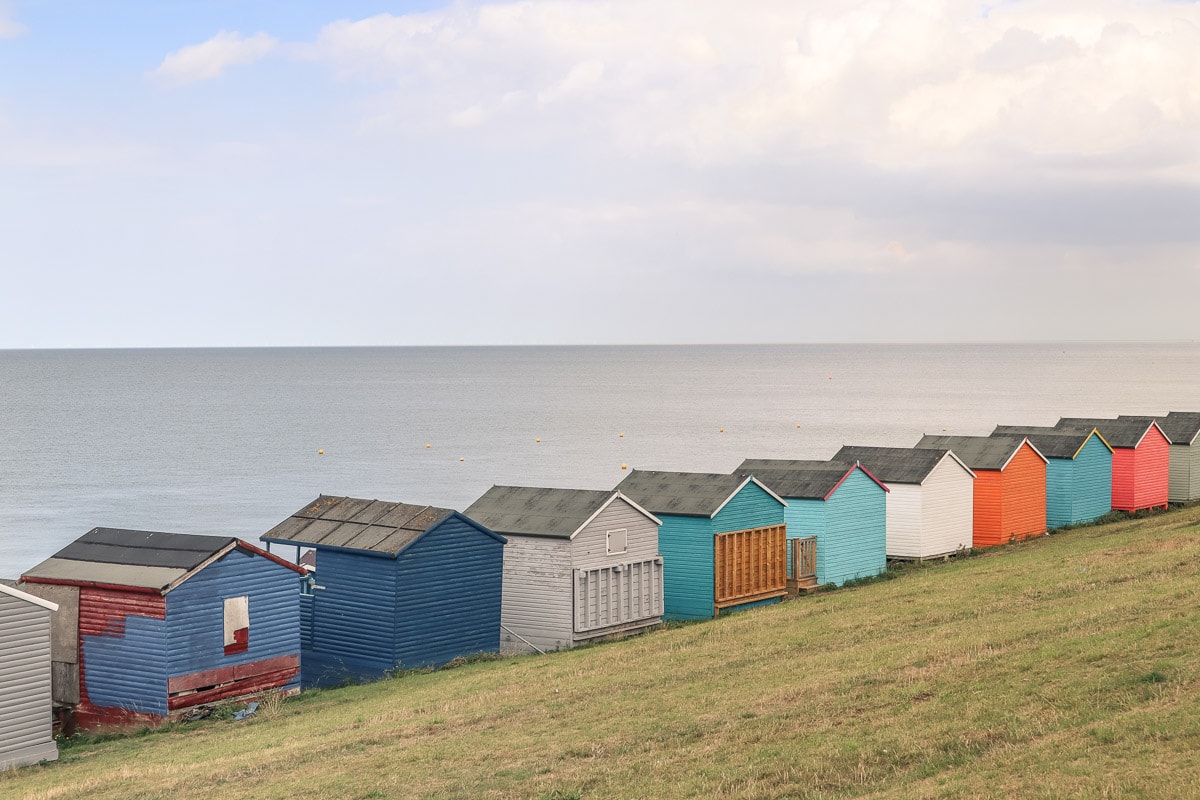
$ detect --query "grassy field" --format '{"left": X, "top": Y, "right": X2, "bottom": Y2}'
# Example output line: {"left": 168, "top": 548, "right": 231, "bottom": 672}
{"left": 5, "top": 506, "right": 1200, "bottom": 800}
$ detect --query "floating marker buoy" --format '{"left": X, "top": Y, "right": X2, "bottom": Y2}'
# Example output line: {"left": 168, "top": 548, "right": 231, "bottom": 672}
{"left": 796, "top": 424, "right": 801, "bottom": 429}
{"left": 719, "top": 428, "right": 724, "bottom": 433}
{"left": 425, "top": 443, "right": 431, "bottom": 449}
{"left": 459, "top": 457, "right": 465, "bottom": 462}
{"left": 618, "top": 433, "right": 624, "bottom": 438}
{"left": 318, "top": 449, "right": 324, "bottom": 455}
{"left": 621, "top": 463, "right": 628, "bottom": 470}
{"left": 535, "top": 438, "right": 541, "bottom": 443}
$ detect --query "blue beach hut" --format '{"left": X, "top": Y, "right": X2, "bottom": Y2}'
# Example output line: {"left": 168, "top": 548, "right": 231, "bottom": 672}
{"left": 738, "top": 460, "right": 889, "bottom": 587}
{"left": 614, "top": 471, "right": 788, "bottom": 621}
{"left": 261, "top": 495, "right": 506, "bottom": 688}
{"left": 992, "top": 425, "right": 1113, "bottom": 528}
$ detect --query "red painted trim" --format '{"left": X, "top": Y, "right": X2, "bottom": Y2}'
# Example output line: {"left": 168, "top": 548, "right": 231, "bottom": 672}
{"left": 167, "top": 654, "right": 300, "bottom": 695}
{"left": 19, "top": 576, "right": 165, "bottom": 595}
{"left": 236, "top": 539, "right": 308, "bottom": 575}
{"left": 223, "top": 627, "right": 249, "bottom": 655}
{"left": 821, "top": 463, "right": 890, "bottom": 500}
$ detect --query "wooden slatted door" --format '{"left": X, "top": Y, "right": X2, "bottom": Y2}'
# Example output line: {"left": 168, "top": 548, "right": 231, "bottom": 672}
{"left": 789, "top": 536, "right": 817, "bottom": 580}
{"left": 713, "top": 524, "right": 788, "bottom": 611}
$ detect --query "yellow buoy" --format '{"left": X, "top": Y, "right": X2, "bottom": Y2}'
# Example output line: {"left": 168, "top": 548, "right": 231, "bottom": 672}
{"left": 318, "top": 449, "right": 324, "bottom": 455}
{"left": 425, "top": 443, "right": 431, "bottom": 449}
{"left": 535, "top": 438, "right": 541, "bottom": 443}
{"left": 796, "top": 424, "right": 801, "bottom": 429}
{"left": 459, "top": 457, "right": 465, "bottom": 462}
{"left": 719, "top": 428, "right": 724, "bottom": 433}
{"left": 621, "top": 463, "right": 628, "bottom": 470}
{"left": 618, "top": 433, "right": 624, "bottom": 438}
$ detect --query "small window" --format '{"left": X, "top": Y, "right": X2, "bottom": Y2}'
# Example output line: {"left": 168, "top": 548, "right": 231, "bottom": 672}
{"left": 223, "top": 596, "right": 249, "bottom": 655}
{"left": 606, "top": 528, "right": 628, "bottom": 556}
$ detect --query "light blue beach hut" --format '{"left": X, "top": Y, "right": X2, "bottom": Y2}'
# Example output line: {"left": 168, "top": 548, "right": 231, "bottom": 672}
{"left": 614, "top": 471, "right": 788, "bottom": 621}
{"left": 991, "top": 425, "right": 1113, "bottom": 528}
{"left": 738, "top": 460, "right": 889, "bottom": 587}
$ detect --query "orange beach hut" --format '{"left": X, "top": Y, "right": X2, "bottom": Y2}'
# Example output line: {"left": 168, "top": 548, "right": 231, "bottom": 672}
{"left": 915, "top": 435, "right": 1047, "bottom": 548}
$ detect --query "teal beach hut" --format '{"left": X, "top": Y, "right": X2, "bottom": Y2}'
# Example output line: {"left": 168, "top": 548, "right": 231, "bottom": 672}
{"left": 738, "top": 460, "right": 889, "bottom": 587}
{"left": 991, "top": 425, "right": 1113, "bottom": 528}
{"left": 614, "top": 471, "right": 788, "bottom": 621}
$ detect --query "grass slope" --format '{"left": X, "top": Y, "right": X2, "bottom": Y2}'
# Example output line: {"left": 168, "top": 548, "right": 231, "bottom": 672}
{"left": 6, "top": 506, "right": 1200, "bottom": 800}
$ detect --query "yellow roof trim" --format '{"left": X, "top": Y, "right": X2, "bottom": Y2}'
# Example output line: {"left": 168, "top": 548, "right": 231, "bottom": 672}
{"left": 1072, "top": 428, "right": 1114, "bottom": 459}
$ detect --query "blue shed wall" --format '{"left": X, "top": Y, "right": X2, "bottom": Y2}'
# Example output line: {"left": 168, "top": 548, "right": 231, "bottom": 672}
{"left": 165, "top": 549, "right": 300, "bottom": 690}
{"left": 712, "top": 481, "right": 786, "bottom": 533}
{"left": 822, "top": 470, "right": 887, "bottom": 585}
{"left": 782, "top": 499, "right": 826, "bottom": 576}
{"left": 1044, "top": 457, "right": 1075, "bottom": 529}
{"left": 658, "top": 514, "right": 715, "bottom": 621}
{"left": 392, "top": 517, "right": 504, "bottom": 669}
{"left": 305, "top": 549, "right": 397, "bottom": 687}
{"left": 1070, "top": 436, "right": 1113, "bottom": 526}
{"left": 81, "top": 616, "right": 168, "bottom": 715}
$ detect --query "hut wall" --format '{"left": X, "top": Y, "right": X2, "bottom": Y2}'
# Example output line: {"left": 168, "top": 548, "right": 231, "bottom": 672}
{"left": 782, "top": 499, "right": 826, "bottom": 577}
{"left": 971, "top": 469, "right": 1004, "bottom": 547}
{"left": 1131, "top": 429, "right": 1170, "bottom": 510}
{"left": 710, "top": 482, "right": 787, "bottom": 612}
{"left": 0, "top": 592, "right": 57, "bottom": 771}
{"left": 658, "top": 515, "right": 716, "bottom": 621}
{"left": 164, "top": 549, "right": 300, "bottom": 709}
{"left": 500, "top": 536, "right": 573, "bottom": 654}
{"left": 998, "top": 443, "right": 1046, "bottom": 541}
{"left": 392, "top": 517, "right": 504, "bottom": 668}
{"left": 1166, "top": 443, "right": 1193, "bottom": 503}
{"left": 303, "top": 549, "right": 397, "bottom": 685}
{"left": 1070, "top": 435, "right": 1113, "bottom": 525}
{"left": 572, "top": 498, "right": 663, "bottom": 639}
{"left": 823, "top": 469, "right": 887, "bottom": 584}
{"left": 77, "top": 588, "right": 168, "bottom": 718}
{"left": 1044, "top": 457, "right": 1075, "bottom": 530}
{"left": 883, "top": 482, "right": 923, "bottom": 559}
{"left": 921, "top": 456, "right": 974, "bottom": 556}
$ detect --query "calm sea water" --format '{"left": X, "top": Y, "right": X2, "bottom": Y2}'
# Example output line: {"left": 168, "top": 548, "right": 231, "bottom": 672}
{"left": 2, "top": 343, "right": 1198, "bottom": 579}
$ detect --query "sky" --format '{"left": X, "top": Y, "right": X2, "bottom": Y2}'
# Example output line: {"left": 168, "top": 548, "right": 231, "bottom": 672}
{"left": 1, "top": 0, "right": 1199, "bottom": 347}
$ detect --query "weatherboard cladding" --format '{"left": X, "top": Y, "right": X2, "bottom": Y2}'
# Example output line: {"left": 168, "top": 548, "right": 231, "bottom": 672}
{"left": 0, "top": 587, "right": 58, "bottom": 771}
{"left": 1119, "top": 413, "right": 1200, "bottom": 502}
{"left": 1059, "top": 418, "right": 1170, "bottom": 511}
{"left": 626, "top": 475, "right": 786, "bottom": 621}
{"left": 918, "top": 458, "right": 975, "bottom": 557}
{"left": 993, "top": 426, "right": 1113, "bottom": 528}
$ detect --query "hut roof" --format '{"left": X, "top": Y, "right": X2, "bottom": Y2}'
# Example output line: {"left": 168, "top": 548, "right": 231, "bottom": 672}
{"left": 990, "top": 425, "right": 1112, "bottom": 459}
{"left": 737, "top": 463, "right": 887, "bottom": 500}
{"left": 830, "top": 446, "right": 975, "bottom": 483}
{"left": 21, "top": 528, "right": 300, "bottom": 592}
{"left": 1055, "top": 417, "right": 1166, "bottom": 449}
{"left": 465, "top": 486, "right": 660, "bottom": 539}
{"left": 915, "top": 434, "right": 1047, "bottom": 471}
{"left": 262, "top": 495, "right": 485, "bottom": 556}
{"left": 1118, "top": 412, "right": 1200, "bottom": 446}
{"left": 615, "top": 470, "right": 786, "bottom": 518}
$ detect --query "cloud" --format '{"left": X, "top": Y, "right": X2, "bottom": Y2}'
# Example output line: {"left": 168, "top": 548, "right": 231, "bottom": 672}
{"left": 153, "top": 30, "right": 277, "bottom": 84}
{"left": 0, "top": 7, "right": 26, "bottom": 38}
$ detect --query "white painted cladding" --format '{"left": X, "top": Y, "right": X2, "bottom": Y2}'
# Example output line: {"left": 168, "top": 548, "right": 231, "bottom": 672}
{"left": 0, "top": 591, "right": 58, "bottom": 771}
{"left": 499, "top": 495, "right": 663, "bottom": 655}
{"left": 882, "top": 454, "right": 973, "bottom": 559}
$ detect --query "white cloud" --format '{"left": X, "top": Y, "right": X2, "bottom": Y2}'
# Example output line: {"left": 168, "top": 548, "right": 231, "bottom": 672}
{"left": 153, "top": 30, "right": 277, "bottom": 85}
{"left": 0, "top": 9, "right": 26, "bottom": 38}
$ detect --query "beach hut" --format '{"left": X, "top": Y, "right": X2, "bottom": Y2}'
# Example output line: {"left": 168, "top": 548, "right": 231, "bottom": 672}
{"left": 464, "top": 486, "right": 663, "bottom": 654}
{"left": 915, "top": 435, "right": 1048, "bottom": 547}
{"left": 0, "top": 582, "right": 58, "bottom": 770}
{"left": 991, "top": 425, "right": 1113, "bottom": 528}
{"left": 614, "top": 470, "right": 788, "bottom": 620}
{"left": 831, "top": 446, "right": 976, "bottom": 560}
{"left": 1118, "top": 412, "right": 1200, "bottom": 503}
{"left": 1055, "top": 417, "right": 1170, "bottom": 512}
{"left": 735, "top": 459, "right": 888, "bottom": 586}
{"left": 19, "top": 528, "right": 304, "bottom": 730}
{"left": 261, "top": 496, "right": 506, "bottom": 687}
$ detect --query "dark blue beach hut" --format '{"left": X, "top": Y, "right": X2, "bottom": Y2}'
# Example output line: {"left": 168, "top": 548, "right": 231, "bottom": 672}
{"left": 20, "top": 528, "right": 305, "bottom": 730}
{"left": 992, "top": 425, "right": 1113, "bottom": 528}
{"left": 614, "top": 471, "right": 788, "bottom": 621}
{"left": 261, "top": 495, "right": 506, "bottom": 688}
{"left": 737, "top": 459, "right": 889, "bottom": 587}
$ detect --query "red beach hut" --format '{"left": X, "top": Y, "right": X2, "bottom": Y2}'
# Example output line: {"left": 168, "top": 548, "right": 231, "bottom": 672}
{"left": 1055, "top": 417, "right": 1170, "bottom": 512}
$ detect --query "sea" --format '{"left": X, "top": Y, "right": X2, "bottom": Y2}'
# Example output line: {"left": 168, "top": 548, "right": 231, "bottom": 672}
{"left": 2, "top": 343, "right": 1199, "bottom": 579}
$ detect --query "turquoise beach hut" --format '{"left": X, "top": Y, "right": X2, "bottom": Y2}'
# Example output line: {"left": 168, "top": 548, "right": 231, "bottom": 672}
{"left": 737, "top": 459, "right": 889, "bottom": 587}
{"left": 614, "top": 470, "right": 788, "bottom": 621}
{"left": 991, "top": 425, "right": 1113, "bottom": 529}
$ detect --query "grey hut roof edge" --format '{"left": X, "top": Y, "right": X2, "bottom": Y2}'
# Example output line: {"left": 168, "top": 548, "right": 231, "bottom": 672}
{"left": 261, "top": 494, "right": 505, "bottom": 557}
{"left": 614, "top": 470, "right": 787, "bottom": 518}
{"left": 1054, "top": 417, "right": 1168, "bottom": 449}
{"left": 914, "top": 434, "right": 1047, "bottom": 471}
{"left": 464, "top": 485, "right": 661, "bottom": 539}
{"left": 0, "top": 581, "right": 58, "bottom": 612}
{"left": 828, "top": 446, "right": 976, "bottom": 483}
{"left": 735, "top": 460, "right": 889, "bottom": 500}
{"left": 21, "top": 527, "right": 304, "bottom": 594}
{"left": 1117, "top": 412, "right": 1200, "bottom": 446}
{"left": 990, "top": 425, "right": 1114, "bottom": 459}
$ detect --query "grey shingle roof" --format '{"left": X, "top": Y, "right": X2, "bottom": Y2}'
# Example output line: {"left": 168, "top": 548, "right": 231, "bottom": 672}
{"left": 1055, "top": 417, "right": 1161, "bottom": 449}
{"left": 465, "top": 486, "right": 620, "bottom": 539}
{"left": 830, "top": 446, "right": 961, "bottom": 484}
{"left": 915, "top": 434, "right": 1039, "bottom": 471}
{"left": 21, "top": 528, "right": 241, "bottom": 591}
{"left": 261, "top": 495, "right": 456, "bottom": 555}
{"left": 737, "top": 464, "right": 856, "bottom": 500}
{"left": 991, "top": 425, "right": 1108, "bottom": 459}
{"left": 1118, "top": 412, "right": 1200, "bottom": 446}
{"left": 615, "top": 470, "right": 779, "bottom": 517}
